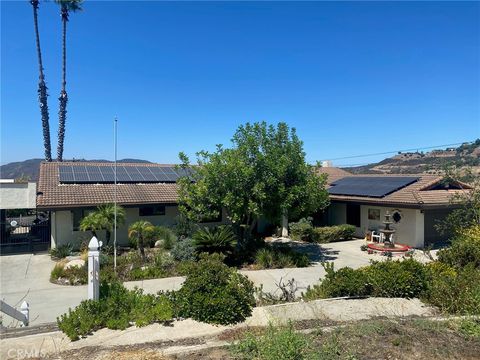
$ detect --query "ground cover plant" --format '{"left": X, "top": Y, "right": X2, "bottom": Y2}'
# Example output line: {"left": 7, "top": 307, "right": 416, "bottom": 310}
{"left": 57, "top": 281, "right": 173, "bottom": 341}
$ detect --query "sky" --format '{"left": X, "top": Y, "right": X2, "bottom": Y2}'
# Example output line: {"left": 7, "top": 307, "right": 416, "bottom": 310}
{"left": 1, "top": 1, "right": 479, "bottom": 166}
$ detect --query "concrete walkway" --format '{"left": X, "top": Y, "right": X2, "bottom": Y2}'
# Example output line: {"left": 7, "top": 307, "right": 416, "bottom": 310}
{"left": 0, "top": 239, "right": 434, "bottom": 326}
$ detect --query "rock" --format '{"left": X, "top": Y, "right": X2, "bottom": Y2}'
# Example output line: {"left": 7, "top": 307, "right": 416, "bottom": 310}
{"left": 154, "top": 240, "right": 163, "bottom": 248}
{"left": 64, "top": 259, "right": 85, "bottom": 270}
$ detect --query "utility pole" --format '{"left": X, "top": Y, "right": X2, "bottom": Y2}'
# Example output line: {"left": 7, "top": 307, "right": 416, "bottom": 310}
{"left": 114, "top": 116, "right": 118, "bottom": 271}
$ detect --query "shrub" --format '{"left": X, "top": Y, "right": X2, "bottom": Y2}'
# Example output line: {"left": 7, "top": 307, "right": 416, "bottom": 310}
{"left": 152, "top": 226, "right": 177, "bottom": 250}
{"left": 173, "top": 214, "right": 198, "bottom": 238}
{"left": 303, "top": 262, "right": 371, "bottom": 300}
{"left": 310, "top": 224, "right": 356, "bottom": 243}
{"left": 49, "top": 244, "right": 73, "bottom": 259}
{"left": 232, "top": 323, "right": 316, "bottom": 360}
{"left": 289, "top": 217, "right": 314, "bottom": 242}
{"left": 424, "top": 262, "right": 480, "bottom": 315}
{"left": 193, "top": 225, "right": 238, "bottom": 254}
{"left": 437, "top": 225, "right": 480, "bottom": 269}
{"left": 50, "top": 263, "right": 87, "bottom": 285}
{"left": 173, "top": 253, "right": 255, "bottom": 325}
{"left": 254, "top": 245, "right": 310, "bottom": 269}
{"left": 171, "top": 237, "right": 197, "bottom": 261}
{"left": 57, "top": 281, "right": 173, "bottom": 340}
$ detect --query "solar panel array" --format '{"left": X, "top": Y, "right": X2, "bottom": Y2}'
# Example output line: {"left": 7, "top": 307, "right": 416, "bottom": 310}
{"left": 328, "top": 176, "right": 418, "bottom": 198}
{"left": 59, "top": 165, "right": 191, "bottom": 184}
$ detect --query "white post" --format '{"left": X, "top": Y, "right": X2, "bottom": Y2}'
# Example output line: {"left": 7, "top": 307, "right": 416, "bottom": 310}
{"left": 20, "top": 301, "right": 29, "bottom": 327}
{"left": 281, "top": 210, "right": 288, "bottom": 238}
{"left": 88, "top": 236, "right": 101, "bottom": 300}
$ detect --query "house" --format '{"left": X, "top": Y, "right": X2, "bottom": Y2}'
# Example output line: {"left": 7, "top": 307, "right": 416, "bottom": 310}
{"left": 37, "top": 161, "right": 467, "bottom": 250}
{"left": 36, "top": 162, "right": 224, "bottom": 249}
{"left": 317, "top": 167, "right": 468, "bottom": 248}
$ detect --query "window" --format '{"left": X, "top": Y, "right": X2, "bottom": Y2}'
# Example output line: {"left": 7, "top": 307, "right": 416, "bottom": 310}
{"left": 139, "top": 205, "right": 166, "bottom": 217}
{"left": 368, "top": 208, "right": 380, "bottom": 221}
{"left": 346, "top": 204, "right": 361, "bottom": 228}
{"left": 72, "top": 208, "right": 93, "bottom": 231}
{"left": 392, "top": 210, "right": 402, "bottom": 223}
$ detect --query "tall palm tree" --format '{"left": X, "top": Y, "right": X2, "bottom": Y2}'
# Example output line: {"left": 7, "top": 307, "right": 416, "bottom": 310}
{"left": 30, "top": 0, "right": 52, "bottom": 161}
{"left": 54, "top": 0, "right": 83, "bottom": 161}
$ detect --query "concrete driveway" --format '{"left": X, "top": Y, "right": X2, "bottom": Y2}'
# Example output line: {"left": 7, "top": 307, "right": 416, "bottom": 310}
{"left": 1, "top": 239, "right": 421, "bottom": 326}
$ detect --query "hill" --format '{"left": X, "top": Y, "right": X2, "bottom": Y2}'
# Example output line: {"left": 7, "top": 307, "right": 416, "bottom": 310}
{"left": 0, "top": 158, "right": 152, "bottom": 181}
{"left": 343, "top": 140, "right": 480, "bottom": 175}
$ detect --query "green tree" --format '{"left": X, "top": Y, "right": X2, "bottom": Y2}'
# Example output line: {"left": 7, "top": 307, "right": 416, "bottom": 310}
{"left": 128, "top": 221, "right": 156, "bottom": 261}
{"left": 54, "top": 0, "right": 83, "bottom": 161}
{"left": 178, "top": 122, "right": 329, "bottom": 243}
{"left": 29, "top": 0, "right": 52, "bottom": 161}
{"left": 79, "top": 204, "right": 125, "bottom": 245}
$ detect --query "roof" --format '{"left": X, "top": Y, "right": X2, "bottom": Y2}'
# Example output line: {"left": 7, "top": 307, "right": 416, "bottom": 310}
{"left": 316, "top": 167, "right": 351, "bottom": 184}
{"left": 37, "top": 162, "right": 179, "bottom": 209}
{"left": 326, "top": 173, "right": 467, "bottom": 208}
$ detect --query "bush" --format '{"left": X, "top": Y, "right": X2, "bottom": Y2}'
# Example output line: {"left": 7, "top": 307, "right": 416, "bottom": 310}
{"left": 49, "top": 244, "right": 73, "bottom": 259}
{"left": 172, "top": 253, "right": 255, "bottom": 325}
{"left": 424, "top": 262, "right": 480, "bottom": 315}
{"left": 57, "top": 281, "right": 173, "bottom": 340}
{"left": 152, "top": 226, "right": 177, "bottom": 250}
{"left": 303, "top": 262, "right": 371, "bottom": 300}
{"left": 193, "top": 225, "right": 238, "bottom": 254}
{"left": 303, "top": 259, "right": 428, "bottom": 300}
{"left": 171, "top": 237, "right": 197, "bottom": 261}
{"left": 289, "top": 217, "right": 313, "bottom": 242}
{"left": 232, "top": 323, "right": 317, "bottom": 360}
{"left": 173, "top": 214, "right": 198, "bottom": 238}
{"left": 437, "top": 225, "right": 480, "bottom": 269}
{"left": 254, "top": 245, "right": 310, "bottom": 269}
{"left": 310, "top": 224, "right": 356, "bottom": 243}
{"left": 50, "top": 263, "right": 87, "bottom": 285}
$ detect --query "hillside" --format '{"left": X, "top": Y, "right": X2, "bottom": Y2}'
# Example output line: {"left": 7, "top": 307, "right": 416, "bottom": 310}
{"left": 343, "top": 140, "right": 480, "bottom": 175}
{"left": 0, "top": 158, "right": 152, "bottom": 181}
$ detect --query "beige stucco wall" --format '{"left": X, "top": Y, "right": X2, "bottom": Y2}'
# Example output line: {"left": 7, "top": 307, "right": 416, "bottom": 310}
{"left": 359, "top": 205, "right": 424, "bottom": 248}
{"left": 51, "top": 205, "right": 227, "bottom": 249}
{"left": 0, "top": 182, "right": 36, "bottom": 209}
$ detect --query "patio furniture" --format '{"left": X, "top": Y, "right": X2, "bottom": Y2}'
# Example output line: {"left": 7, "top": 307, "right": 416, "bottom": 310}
{"left": 371, "top": 231, "right": 382, "bottom": 243}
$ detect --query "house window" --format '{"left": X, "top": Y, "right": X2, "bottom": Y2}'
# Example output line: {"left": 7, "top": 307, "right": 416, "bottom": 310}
{"left": 72, "top": 209, "right": 83, "bottom": 231}
{"left": 139, "top": 205, "right": 166, "bottom": 217}
{"left": 392, "top": 210, "right": 402, "bottom": 223}
{"left": 346, "top": 204, "right": 361, "bottom": 228}
{"left": 368, "top": 208, "right": 380, "bottom": 221}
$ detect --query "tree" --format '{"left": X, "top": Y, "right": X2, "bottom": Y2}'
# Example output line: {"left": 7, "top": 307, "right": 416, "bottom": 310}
{"left": 178, "top": 122, "right": 330, "bottom": 244}
{"left": 128, "top": 221, "right": 155, "bottom": 261}
{"left": 54, "top": 0, "right": 83, "bottom": 161}
{"left": 30, "top": 0, "right": 52, "bottom": 161}
{"left": 79, "top": 204, "right": 125, "bottom": 245}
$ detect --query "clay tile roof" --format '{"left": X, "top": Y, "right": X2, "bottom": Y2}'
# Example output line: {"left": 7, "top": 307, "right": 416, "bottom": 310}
{"left": 316, "top": 167, "right": 351, "bottom": 184}
{"left": 37, "top": 162, "right": 180, "bottom": 209}
{"left": 327, "top": 173, "right": 465, "bottom": 208}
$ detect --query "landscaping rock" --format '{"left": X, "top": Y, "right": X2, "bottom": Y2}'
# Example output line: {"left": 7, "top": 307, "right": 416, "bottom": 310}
{"left": 64, "top": 259, "right": 85, "bottom": 270}
{"left": 154, "top": 240, "right": 163, "bottom": 248}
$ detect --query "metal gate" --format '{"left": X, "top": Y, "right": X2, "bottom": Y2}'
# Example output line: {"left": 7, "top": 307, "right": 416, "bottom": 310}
{"left": 0, "top": 215, "right": 51, "bottom": 254}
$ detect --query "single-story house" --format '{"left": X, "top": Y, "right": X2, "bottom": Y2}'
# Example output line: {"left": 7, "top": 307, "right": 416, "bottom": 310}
{"left": 37, "top": 162, "right": 467, "bottom": 250}
{"left": 36, "top": 162, "right": 224, "bottom": 249}
{"left": 317, "top": 167, "right": 468, "bottom": 248}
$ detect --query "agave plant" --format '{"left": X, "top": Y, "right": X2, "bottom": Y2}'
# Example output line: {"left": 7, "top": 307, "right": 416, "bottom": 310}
{"left": 193, "top": 226, "right": 238, "bottom": 254}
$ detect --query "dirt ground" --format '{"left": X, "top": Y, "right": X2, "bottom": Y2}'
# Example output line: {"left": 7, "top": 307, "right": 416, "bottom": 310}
{"left": 38, "top": 317, "right": 480, "bottom": 360}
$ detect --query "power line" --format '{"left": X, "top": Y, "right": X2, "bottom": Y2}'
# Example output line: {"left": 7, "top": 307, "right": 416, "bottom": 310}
{"left": 320, "top": 141, "right": 472, "bottom": 162}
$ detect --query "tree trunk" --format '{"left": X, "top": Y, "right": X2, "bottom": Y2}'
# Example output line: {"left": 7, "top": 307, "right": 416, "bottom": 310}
{"left": 31, "top": 0, "right": 52, "bottom": 162}
{"left": 139, "top": 237, "right": 146, "bottom": 262}
{"left": 57, "top": 11, "right": 68, "bottom": 161}
{"left": 106, "top": 230, "right": 111, "bottom": 246}
{"left": 281, "top": 210, "right": 288, "bottom": 238}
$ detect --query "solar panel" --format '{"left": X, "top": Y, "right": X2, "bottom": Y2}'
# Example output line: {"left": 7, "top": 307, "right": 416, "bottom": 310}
{"left": 58, "top": 164, "right": 189, "bottom": 184}
{"left": 328, "top": 177, "right": 418, "bottom": 198}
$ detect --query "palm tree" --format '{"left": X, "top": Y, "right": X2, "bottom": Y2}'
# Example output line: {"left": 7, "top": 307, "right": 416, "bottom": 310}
{"left": 128, "top": 221, "right": 156, "bottom": 262}
{"left": 54, "top": 0, "right": 83, "bottom": 161}
{"left": 96, "top": 204, "right": 125, "bottom": 246}
{"left": 30, "top": 0, "right": 52, "bottom": 161}
{"left": 79, "top": 212, "right": 102, "bottom": 237}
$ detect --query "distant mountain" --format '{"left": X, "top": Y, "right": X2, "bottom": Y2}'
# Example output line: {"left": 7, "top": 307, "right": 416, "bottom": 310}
{"left": 0, "top": 158, "right": 152, "bottom": 181}
{"left": 343, "top": 140, "right": 480, "bottom": 175}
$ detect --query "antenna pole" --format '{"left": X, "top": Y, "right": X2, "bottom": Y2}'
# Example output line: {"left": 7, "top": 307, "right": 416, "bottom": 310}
{"left": 114, "top": 116, "right": 118, "bottom": 271}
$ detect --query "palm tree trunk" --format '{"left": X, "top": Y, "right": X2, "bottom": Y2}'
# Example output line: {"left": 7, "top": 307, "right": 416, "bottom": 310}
{"left": 57, "top": 9, "right": 68, "bottom": 161}
{"left": 30, "top": 0, "right": 52, "bottom": 162}
{"left": 139, "top": 237, "right": 146, "bottom": 262}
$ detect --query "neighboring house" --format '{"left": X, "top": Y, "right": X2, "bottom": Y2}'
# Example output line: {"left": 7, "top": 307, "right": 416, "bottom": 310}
{"left": 317, "top": 167, "right": 468, "bottom": 248}
{"left": 37, "top": 162, "right": 224, "bottom": 249}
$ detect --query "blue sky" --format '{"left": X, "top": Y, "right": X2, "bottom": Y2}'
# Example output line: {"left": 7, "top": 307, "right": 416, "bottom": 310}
{"left": 1, "top": 1, "right": 479, "bottom": 166}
